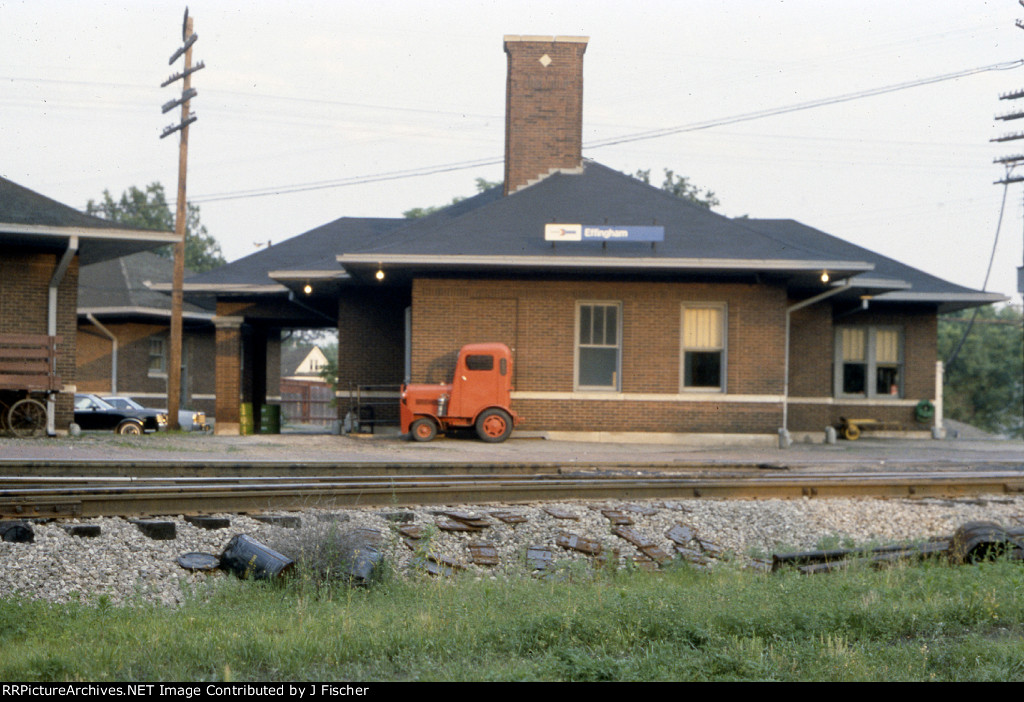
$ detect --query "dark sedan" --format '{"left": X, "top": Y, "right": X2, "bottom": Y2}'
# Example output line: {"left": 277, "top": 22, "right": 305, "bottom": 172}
{"left": 73, "top": 394, "right": 166, "bottom": 434}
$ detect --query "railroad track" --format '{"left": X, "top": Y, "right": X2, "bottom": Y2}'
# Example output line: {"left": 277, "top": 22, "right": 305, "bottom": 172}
{"left": 2, "top": 469, "right": 1023, "bottom": 519}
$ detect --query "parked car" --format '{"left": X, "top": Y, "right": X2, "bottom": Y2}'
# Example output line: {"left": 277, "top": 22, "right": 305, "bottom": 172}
{"left": 74, "top": 394, "right": 165, "bottom": 435}
{"left": 101, "top": 396, "right": 211, "bottom": 432}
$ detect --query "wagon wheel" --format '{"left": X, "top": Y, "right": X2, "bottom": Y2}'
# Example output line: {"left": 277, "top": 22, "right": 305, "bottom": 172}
{"left": 7, "top": 398, "right": 47, "bottom": 437}
{"left": 475, "top": 408, "right": 513, "bottom": 443}
{"left": 842, "top": 423, "right": 861, "bottom": 441}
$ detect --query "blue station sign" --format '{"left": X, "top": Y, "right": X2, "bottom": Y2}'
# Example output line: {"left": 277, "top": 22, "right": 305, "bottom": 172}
{"left": 544, "top": 223, "right": 665, "bottom": 242}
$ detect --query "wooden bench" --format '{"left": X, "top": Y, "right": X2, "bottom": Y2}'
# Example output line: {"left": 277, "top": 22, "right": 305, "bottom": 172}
{"left": 0, "top": 334, "right": 61, "bottom": 392}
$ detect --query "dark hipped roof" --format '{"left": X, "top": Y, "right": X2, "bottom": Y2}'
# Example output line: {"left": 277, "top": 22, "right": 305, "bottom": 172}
{"left": 739, "top": 219, "right": 1005, "bottom": 312}
{"left": 333, "top": 161, "right": 1000, "bottom": 309}
{"left": 178, "top": 160, "right": 1000, "bottom": 312}
{"left": 180, "top": 217, "right": 405, "bottom": 293}
{"left": 79, "top": 251, "right": 213, "bottom": 320}
{"left": 337, "top": 161, "right": 875, "bottom": 285}
{"left": 0, "top": 177, "right": 178, "bottom": 265}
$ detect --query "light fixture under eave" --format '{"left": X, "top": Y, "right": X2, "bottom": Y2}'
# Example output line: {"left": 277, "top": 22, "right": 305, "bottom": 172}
{"left": 303, "top": 283, "right": 313, "bottom": 295}
{"left": 820, "top": 271, "right": 830, "bottom": 283}
{"left": 375, "top": 267, "right": 385, "bottom": 282}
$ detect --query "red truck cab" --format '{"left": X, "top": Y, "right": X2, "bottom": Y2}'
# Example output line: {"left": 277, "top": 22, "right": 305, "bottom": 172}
{"left": 400, "top": 342, "right": 520, "bottom": 443}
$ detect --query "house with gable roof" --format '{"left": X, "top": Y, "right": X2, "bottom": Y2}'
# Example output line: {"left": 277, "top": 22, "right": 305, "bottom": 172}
{"left": 0, "top": 177, "right": 178, "bottom": 434}
{"left": 76, "top": 250, "right": 218, "bottom": 415}
{"left": 179, "top": 36, "right": 1004, "bottom": 441}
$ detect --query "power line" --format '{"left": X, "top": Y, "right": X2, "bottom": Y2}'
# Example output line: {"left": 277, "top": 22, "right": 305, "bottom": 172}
{"left": 588, "top": 60, "right": 1024, "bottom": 149}
{"left": 177, "top": 58, "right": 1021, "bottom": 204}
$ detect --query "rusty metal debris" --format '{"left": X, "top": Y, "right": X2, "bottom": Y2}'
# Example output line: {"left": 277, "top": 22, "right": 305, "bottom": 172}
{"left": 769, "top": 521, "right": 1024, "bottom": 574}
{"left": 437, "top": 518, "right": 483, "bottom": 532}
{"left": 611, "top": 525, "right": 652, "bottom": 548}
{"left": 398, "top": 524, "right": 427, "bottom": 550}
{"left": 543, "top": 507, "right": 579, "bottom": 520}
{"left": 696, "top": 537, "right": 725, "bottom": 558}
{"left": 526, "top": 545, "right": 555, "bottom": 570}
{"left": 612, "top": 525, "right": 671, "bottom": 565}
{"left": 468, "top": 541, "right": 499, "bottom": 565}
{"left": 490, "top": 510, "right": 528, "bottom": 524}
{"left": 556, "top": 532, "right": 603, "bottom": 556}
{"left": 253, "top": 514, "right": 301, "bottom": 529}
{"left": 413, "top": 553, "right": 465, "bottom": 577}
{"left": 601, "top": 510, "right": 634, "bottom": 525}
{"left": 624, "top": 504, "right": 658, "bottom": 516}
{"left": 665, "top": 524, "right": 697, "bottom": 546}
{"left": 398, "top": 524, "right": 426, "bottom": 539}
{"left": 629, "top": 555, "right": 660, "bottom": 572}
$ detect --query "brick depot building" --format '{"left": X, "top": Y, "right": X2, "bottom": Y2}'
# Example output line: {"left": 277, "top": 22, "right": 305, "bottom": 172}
{"left": 0, "top": 178, "right": 178, "bottom": 433}
{"left": 184, "top": 36, "right": 1003, "bottom": 441}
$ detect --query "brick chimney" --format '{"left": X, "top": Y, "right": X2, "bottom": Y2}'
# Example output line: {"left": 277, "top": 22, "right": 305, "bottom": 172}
{"left": 503, "top": 35, "right": 589, "bottom": 195}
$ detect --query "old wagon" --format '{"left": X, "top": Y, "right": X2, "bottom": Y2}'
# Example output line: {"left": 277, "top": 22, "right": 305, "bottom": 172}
{"left": 0, "top": 334, "right": 61, "bottom": 437}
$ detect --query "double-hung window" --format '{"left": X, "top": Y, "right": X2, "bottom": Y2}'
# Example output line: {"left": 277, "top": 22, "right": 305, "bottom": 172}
{"left": 835, "top": 326, "right": 903, "bottom": 398}
{"left": 576, "top": 302, "right": 621, "bottom": 390}
{"left": 681, "top": 304, "right": 726, "bottom": 391}
{"left": 148, "top": 337, "right": 166, "bottom": 377}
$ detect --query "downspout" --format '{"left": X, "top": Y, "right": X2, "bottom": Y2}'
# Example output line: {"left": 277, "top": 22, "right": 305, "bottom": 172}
{"left": 47, "top": 236, "right": 78, "bottom": 436}
{"left": 86, "top": 314, "right": 118, "bottom": 394}
{"left": 782, "top": 279, "right": 853, "bottom": 441}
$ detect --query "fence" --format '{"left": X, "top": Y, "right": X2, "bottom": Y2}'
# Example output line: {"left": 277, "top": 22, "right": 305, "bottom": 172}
{"left": 279, "top": 378, "right": 335, "bottom": 426}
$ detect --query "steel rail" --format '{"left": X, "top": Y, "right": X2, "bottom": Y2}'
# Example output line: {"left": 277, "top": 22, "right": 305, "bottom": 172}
{"left": 2, "top": 471, "right": 1023, "bottom": 519}
{"left": 1, "top": 458, "right": 1021, "bottom": 478}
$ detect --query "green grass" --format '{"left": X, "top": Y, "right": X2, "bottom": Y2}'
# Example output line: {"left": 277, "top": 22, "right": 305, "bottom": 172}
{"left": 1, "top": 558, "right": 1023, "bottom": 681}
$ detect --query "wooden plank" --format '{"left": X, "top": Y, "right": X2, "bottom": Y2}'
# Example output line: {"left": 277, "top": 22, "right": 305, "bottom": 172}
{"left": 0, "top": 348, "right": 53, "bottom": 360}
{"left": 0, "top": 333, "right": 53, "bottom": 345}
{"left": 0, "top": 360, "right": 50, "bottom": 373}
{"left": 0, "top": 373, "right": 61, "bottom": 391}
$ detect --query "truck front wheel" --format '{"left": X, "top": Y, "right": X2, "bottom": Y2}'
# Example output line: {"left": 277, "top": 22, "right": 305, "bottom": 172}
{"left": 410, "top": 417, "right": 438, "bottom": 442}
{"left": 475, "top": 408, "right": 512, "bottom": 443}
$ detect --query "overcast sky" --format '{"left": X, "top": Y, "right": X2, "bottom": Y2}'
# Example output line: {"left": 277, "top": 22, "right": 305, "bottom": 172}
{"left": 2, "top": 0, "right": 1022, "bottom": 304}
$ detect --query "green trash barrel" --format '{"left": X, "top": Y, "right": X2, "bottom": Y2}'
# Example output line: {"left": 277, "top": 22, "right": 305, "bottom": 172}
{"left": 260, "top": 404, "right": 281, "bottom": 434}
{"left": 239, "top": 402, "right": 254, "bottom": 436}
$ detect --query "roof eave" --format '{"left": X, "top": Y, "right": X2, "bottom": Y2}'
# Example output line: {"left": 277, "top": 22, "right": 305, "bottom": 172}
{"left": 337, "top": 253, "right": 874, "bottom": 275}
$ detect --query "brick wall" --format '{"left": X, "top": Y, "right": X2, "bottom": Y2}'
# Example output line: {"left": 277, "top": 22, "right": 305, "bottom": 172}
{"left": 75, "top": 320, "right": 216, "bottom": 414}
{"left": 788, "top": 303, "right": 939, "bottom": 431}
{"left": 503, "top": 36, "right": 588, "bottom": 194}
{"left": 0, "top": 251, "right": 78, "bottom": 430}
{"left": 411, "top": 277, "right": 788, "bottom": 433}
{"left": 336, "top": 288, "right": 408, "bottom": 390}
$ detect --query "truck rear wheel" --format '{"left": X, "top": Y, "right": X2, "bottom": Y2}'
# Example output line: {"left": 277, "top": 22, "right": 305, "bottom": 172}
{"left": 475, "top": 408, "right": 512, "bottom": 443}
{"left": 410, "top": 417, "right": 438, "bottom": 442}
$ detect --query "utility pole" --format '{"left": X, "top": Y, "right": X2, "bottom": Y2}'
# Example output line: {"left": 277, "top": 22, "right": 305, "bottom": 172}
{"left": 160, "top": 8, "right": 204, "bottom": 430}
{"left": 993, "top": 2, "right": 1024, "bottom": 433}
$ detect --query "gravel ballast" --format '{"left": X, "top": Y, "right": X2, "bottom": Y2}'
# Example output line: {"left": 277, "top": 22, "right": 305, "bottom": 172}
{"left": 2, "top": 495, "right": 1023, "bottom": 606}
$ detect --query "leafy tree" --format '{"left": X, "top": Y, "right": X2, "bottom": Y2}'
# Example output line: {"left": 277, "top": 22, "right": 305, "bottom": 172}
{"left": 403, "top": 178, "right": 502, "bottom": 219}
{"left": 632, "top": 168, "right": 720, "bottom": 210}
{"left": 938, "top": 304, "right": 1023, "bottom": 437}
{"left": 86, "top": 182, "right": 225, "bottom": 273}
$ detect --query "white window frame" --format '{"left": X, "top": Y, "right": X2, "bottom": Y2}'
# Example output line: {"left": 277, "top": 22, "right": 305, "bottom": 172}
{"left": 148, "top": 336, "right": 167, "bottom": 378}
{"left": 575, "top": 301, "right": 622, "bottom": 391}
{"left": 680, "top": 303, "right": 727, "bottom": 393}
{"left": 834, "top": 325, "right": 904, "bottom": 399}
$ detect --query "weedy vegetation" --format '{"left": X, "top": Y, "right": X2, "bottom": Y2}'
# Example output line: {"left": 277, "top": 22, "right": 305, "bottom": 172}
{"left": 1, "top": 550, "right": 1022, "bottom": 681}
